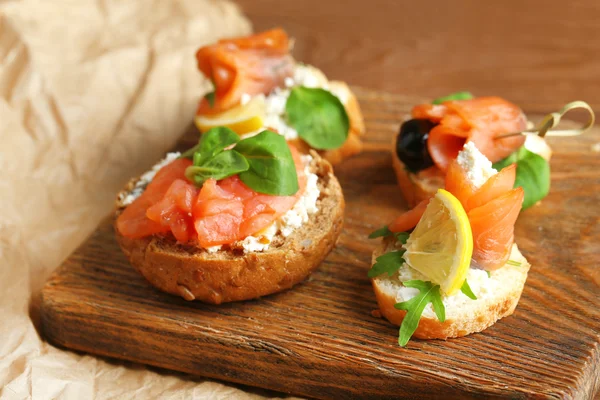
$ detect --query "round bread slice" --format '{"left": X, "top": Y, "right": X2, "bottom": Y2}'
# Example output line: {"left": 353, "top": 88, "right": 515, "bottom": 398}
{"left": 114, "top": 152, "right": 344, "bottom": 304}
{"left": 371, "top": 236, "right": 530, "bottom": 340}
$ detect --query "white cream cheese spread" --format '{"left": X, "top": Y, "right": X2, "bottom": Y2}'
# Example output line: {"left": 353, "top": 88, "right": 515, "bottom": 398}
{"left": 118, "top": 152, "right": 181, "bottom": 206}
{"left": 456, "top": 142, "right": 498, "bottom": 189}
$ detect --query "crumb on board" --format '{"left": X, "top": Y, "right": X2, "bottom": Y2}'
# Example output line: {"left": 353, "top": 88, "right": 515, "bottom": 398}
{"left": 592, "top": 142, "right": 600, "bottom": 153}
{"left": 371, "top": 309, "right": 382, "bottom": 318}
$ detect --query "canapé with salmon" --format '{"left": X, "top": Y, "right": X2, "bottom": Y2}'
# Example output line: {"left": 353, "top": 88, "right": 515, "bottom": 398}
{"left": 370, "top": 93, "right": 551, "bottom": 345}
{"left": 392, "top": 92, "right": 552, "bottom": 208}
{"left": 194, "top": 29, "right": 365, "bottom": 165}
{"left": 370, "top": 142, "right": 530, "bottom": 346}
{"left": 115, "top": 128, "right": 344, "bottom": 304}
{"left": 370, "top": 94, "right": 593, "bottom": 346}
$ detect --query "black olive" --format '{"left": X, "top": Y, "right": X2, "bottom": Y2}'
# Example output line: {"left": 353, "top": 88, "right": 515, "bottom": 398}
{"left": 396, "top": 119, "right": 436, "bottom": 173}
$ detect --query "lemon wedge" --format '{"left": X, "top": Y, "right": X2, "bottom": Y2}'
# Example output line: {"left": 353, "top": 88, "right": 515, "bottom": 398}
{"left": 404, "top": 189, "right": 473, "bottom": 295}
{"left": 195, "top": 95, "right": 265, "bottom": 135}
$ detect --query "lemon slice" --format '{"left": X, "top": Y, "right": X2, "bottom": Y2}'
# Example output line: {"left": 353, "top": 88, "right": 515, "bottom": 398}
{"left": 195, "top": 95, "right": 265, "bottom": 135}
{"left": 404, "top": 189, "right": 473, "bottom": 295}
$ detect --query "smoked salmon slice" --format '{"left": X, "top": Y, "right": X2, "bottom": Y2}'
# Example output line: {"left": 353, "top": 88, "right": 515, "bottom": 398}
{"left": 466, "top": 164, "right": 516, "bottom": 211}
{"left": 193, "top": 147, "right": 307, "bottom": 247}
{"left": 388, "top": 155, "right": 523, "bottom": 271}
{"left": 412, "top": 97, "right": 527, "bottom": 172}
{"left": 146, "top": 179, "right": 198, "bottom": 243}
{"left": 117, "top": 145, "right": 308, "bottom": 248}
{"left": 468, "top": 187, "right": 524, "bottom": 270}
{"left": 388, "top": 199, "right": 429, "bottom": 233}
{"left": 444, "top": 160, "right": 478, "bottom": 210}
{"left": 116, "top": 158, "right": 192, "bottom": 239}
{"left": 445, "top": 161, "right": 517, "bottom": 212}
{"left": 196, "top": 28, "right": 294, "bottom": 115}
{"left": 192, "top": 178, "right": 245, "bottom": 246}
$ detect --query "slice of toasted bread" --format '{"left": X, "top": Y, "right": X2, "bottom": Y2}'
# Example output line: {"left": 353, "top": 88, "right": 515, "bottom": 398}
{"left": 371, "top": 236, "right": 530, "bottom": 340}
{"left": 114, "top": 152, "right": 344, "bottom": 304}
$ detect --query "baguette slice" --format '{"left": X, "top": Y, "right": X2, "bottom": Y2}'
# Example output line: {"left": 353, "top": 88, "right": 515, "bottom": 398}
{"left": 391, "top": 150, "right": 444, "bottom": 209}
{"left": 371, "top": 236, "right": 530, "bottom": 340}
{"left": 115, "top": 152, "right": 344, "bottom": 304}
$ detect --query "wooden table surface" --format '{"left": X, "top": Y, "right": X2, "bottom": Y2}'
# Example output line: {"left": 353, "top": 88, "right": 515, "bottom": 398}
{"left": 235, "top": 0, "right": 600, "bottom": 113}
{"left": 41, "top": 89, "right": 600, "bottom": 399}
{"left": 40, "top": 4, "right": 600, "bottom": 398}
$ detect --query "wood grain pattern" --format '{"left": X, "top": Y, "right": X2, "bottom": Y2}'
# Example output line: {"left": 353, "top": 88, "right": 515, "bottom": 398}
{"left": 235, "top": 0, "right": 600, "bottom": 112}
{"left": 40, "top": 89, "right": 600, "bottom": 399}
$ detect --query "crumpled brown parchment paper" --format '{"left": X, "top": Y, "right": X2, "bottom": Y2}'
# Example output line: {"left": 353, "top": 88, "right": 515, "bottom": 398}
{"left": 0, "top": 1, "right": 296, "bottom": 398}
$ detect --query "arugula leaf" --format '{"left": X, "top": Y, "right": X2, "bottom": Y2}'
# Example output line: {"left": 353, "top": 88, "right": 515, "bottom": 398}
{"left": 431, "top": 91, "right": 474, "bottom": 105}
{"left": 460, "top": 280, "right": 477, "bottom": 300}
{"left": 368, "top": 250, "right": 405, "bottom": 278}
{"left": 395, "top": 232, "right": 410, "bottom": 244}
{"left": 506, "top": 260, "right": 522, "bottom": 267}
{"left": 368, "top": 227, "right": 410, "bottom": 244}
{"left": 493, "top": 146, "right": 550, "bottom": 209}
{"left": 235, "top": 130, "right": 299, "bottom": 196}
{"left": 394, "top": 280, "right": 446, "bottom": 346}
{"left": 286, "top": 86, "right": 349, "bottom": 150}
{"left": 185, "top": 150, "right": 249, "bottom": 185}
{"left": 369, "top": 226, "right": 392, "bottom": 239}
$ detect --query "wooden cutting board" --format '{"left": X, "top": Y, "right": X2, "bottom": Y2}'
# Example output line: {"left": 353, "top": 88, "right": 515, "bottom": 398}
{"left": 40, "top": 89, "right": 600, "bottom": 399}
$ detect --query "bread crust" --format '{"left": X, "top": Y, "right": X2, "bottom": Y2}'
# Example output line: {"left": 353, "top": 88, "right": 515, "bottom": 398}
{"left": 321, "top": 81, "right": 365, "bottom": 165}
{"left": 371, "top": 237, "right": 530, "bottom": 340}
{"left": 391, "top": 138, "right": 444, "bottom": 208}
{"left": 115, "top": 153, "right": 344, "bottom": 304}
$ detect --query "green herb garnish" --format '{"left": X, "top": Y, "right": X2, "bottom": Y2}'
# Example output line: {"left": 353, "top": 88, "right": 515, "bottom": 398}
{"left": 235, "top": 130, "right": 299, "bottom": 196}
{"left": 181, "top": 126, "right": 239, "bottom": 161}
{"left": 486, "top": 270, "right": 492, "bottom": 278}
{"left": 368, "top": 250, "right": 406, "bottom": 278}
{"left": 460, "top": 280, "right": 477, "bottom": 300}
{"left": 368, "top": 226, "right": 410, "bottom": 244}
{"left": 182, "top": 127, "right": 298, "bottom": 196}
{"left": 204, "top": 91, "right": 216, "bottom": 108}
{"left": 286, "top": 86, "right": 349, "bottom": 150}
{"left": 394, "top": 280, "right": 446, "bottom": 346}
{"left": 431, "top": 91, "right": 474, "bottom": 105}
{"left": 185, "top": 150, "right": 248, "bottom": 185}
{"left": 493, "top": 146, "right": 550, "bottom": 209}
{"left": 395, "top": 232, "right": 410, "bottom": 244}
{"left": 368, "top": 226, "right": 393, "bottom": 239}
{"left": 506, "top": 260, "right": 522, "bottom": 267}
